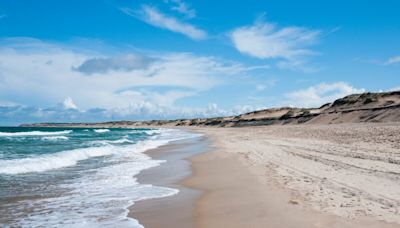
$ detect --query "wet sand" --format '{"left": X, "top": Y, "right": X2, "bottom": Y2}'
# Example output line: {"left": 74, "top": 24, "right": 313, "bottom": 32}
{"left": 129, "top": 136, "right": 208, "bottom": 228}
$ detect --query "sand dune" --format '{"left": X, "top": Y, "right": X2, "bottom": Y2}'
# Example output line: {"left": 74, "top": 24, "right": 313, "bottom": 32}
{"left": 22, "top": 91, "right": 400, "bottom": 128}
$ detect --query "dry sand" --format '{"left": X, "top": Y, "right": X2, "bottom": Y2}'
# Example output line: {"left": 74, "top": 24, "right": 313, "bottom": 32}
{"left": 130, "top": 122, "right": 400, "bottom": 227}
{"left": 189, "top": 122, "right": 400, "bottom": 227}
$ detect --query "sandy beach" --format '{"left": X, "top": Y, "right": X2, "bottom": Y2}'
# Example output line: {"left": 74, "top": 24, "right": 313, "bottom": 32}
{"left": 3, "top": 1, "right": 400, "bottom": 226}
{"left": 132, "top": 122, "right": 400, "bottom": 227}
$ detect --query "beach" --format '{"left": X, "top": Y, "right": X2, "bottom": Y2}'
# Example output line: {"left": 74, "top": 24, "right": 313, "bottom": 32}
{"left": 3, "top": 123, "right": 399, "bottom": 227}
{"left": 2, "top": 1, "right": 399, "bottom": 226}
{"left": 131, "top": 122, "right": 400, "bottom": 227}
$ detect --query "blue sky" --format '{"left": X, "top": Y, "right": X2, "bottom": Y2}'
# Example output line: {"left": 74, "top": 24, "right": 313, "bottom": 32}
{"left": 0, "top": 0, "right": 399, "bottom": 125}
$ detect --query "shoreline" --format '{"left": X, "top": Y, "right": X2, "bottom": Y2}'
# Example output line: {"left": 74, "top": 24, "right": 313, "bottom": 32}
{"left": 129, "top": 135, "right": 209, "bottom": 228}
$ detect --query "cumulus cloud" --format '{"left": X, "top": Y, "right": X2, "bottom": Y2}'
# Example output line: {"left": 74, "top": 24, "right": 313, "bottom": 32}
{"left": 384, "top": 56, "right": 400, "bottom": 65}
{"left": 0, "top": 101, "right": 265, "bottom": 125}
{"left": 230, "top": 16, "right": 320, "bottom": 71}
{"left": 0, "top": 38, "right": 265, "bottom": 124}
{"left": 284, "top": 82, "right": 365, "bottom": 108}
{"left": 0, "top": 42, "right": 218, "bottom": 108}
{"left": 122, "top": 5, "right": 207, "bottom": 40}
{"left": 63, "top": 97, "right": 78, "bottom": 110}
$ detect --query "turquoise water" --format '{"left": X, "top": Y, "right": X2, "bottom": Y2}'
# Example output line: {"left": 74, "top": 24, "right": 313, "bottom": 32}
{"left": 0, "top": 127, "right": 197, "bottom": 227}
{"left": 0, "top": 127, "right": 149, "bottom": 160}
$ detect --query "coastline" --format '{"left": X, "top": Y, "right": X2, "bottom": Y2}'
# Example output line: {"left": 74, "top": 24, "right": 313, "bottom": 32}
{"left": 10, "top": 124, "right": 398, "bottom": 227}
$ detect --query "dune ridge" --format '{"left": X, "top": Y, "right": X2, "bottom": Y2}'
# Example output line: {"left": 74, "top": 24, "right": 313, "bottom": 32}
{"left": 21, "top": 91, "right": 400, "bottom": 128}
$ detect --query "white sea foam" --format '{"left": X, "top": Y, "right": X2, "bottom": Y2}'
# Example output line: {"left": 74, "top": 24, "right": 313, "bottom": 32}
{"left": 143, "top": 129, "right": 163, "bottom": 136}
{"left": 3, "top": 128, "right": 198, "bottom": 227}
{"left": 86, "top": 137, "right": 133, "bottom": 147}
{"left": 111, "top": 136, "right": 133, "bottom": 144}
{"left": 41, "top": 136, "right": 69, "bottom": 141}
{"left": 0, "top": 130, "right": 72, "bottom": 137}
{"left": 9, "top": 149, "right": 178, "bottom": 228}
{"left": 93, "top": 129, "right": 110, "bottom": 133}
{"left": 0, "top": 129, "right": 197, "bottom": 175}
{"left": 0, "top": 146, "right": 116, "bottom": 175}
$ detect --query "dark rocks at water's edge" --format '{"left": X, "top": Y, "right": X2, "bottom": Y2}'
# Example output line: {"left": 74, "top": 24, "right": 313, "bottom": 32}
{"left": 21, "top": 91, "right": 400, "bottom": 128}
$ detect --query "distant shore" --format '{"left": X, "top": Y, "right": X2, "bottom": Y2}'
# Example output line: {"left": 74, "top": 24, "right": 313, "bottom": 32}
{"left": 19, "top": 91, "right": 400, "bottom": 129}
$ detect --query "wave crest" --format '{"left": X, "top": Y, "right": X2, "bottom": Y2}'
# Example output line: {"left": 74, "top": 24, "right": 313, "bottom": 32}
{"left": 0, "top": 146, "right": 115, "bottom": 175}
{"left": 42, "top": 136, "right": 69, "bottom": 141}
{"left": 93, "top": 129, "right": 110, "bottom": 133}
{"left": 0, "top": 130, "right": 72, "bottom": 137}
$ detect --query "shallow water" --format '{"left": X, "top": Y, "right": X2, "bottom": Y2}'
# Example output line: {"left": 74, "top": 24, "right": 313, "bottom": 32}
{"left": 0, "top": 127, "right": 198, "bottom": 227}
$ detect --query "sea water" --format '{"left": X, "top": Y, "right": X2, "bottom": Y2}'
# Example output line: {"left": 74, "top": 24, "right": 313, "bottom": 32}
{"left": 0, "top": 127, "right": 197, "bottom": 227}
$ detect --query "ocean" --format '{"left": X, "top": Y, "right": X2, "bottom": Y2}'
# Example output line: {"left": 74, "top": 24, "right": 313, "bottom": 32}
{"left": 0, "top": 127, "right": 198, "bottom": 227}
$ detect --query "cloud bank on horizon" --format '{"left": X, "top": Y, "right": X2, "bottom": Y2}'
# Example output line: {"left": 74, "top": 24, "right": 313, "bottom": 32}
{"left": 0, "top": 0, "right": 399, "bottom": 125}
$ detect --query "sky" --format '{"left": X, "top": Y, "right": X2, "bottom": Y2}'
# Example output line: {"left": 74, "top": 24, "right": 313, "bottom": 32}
{"left": 0, "top": 0, "right": 399, "bottom": 125}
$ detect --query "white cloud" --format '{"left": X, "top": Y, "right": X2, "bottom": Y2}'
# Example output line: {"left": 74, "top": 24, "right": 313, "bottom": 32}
{"left": 230, "top": 17, "right": 320, "bottom": 71}
{"left": 284, "top": 82, "right": 365, "bottom": 108}
{"left": 0, "top": 38, "right": 262, "bottom": 124}
{"left": 384, "top": 56, "right": 400, "bottom": 65}
{"left": 122, "top": 5, "right": 207, "bottom": 40}
{"left": 63, "top": 97, "right": 78, "bottom": 110}
{"left": 0, "top": 101, "right": 266, "bottom": 125}
{"left": 166, "top": 0, "right": 196, "bottom": 18}
{"left": 230, "top": 18, "right": 319, "bottom": 59}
